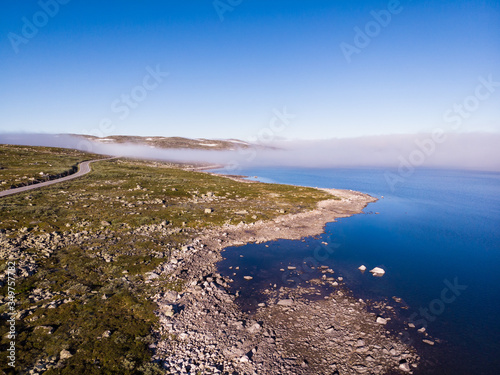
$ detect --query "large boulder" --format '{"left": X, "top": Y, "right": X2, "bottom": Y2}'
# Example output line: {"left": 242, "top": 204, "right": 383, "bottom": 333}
{"left": 369, "top": 267, "right": 385, "bottom": 276}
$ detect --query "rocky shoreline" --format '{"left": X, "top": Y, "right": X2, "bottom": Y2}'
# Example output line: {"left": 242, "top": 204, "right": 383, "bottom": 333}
{"left": 150, "top": 188, "right": 420, "bottom": 374}
{"left": 0, "top": 180, "right": 420, "bottom": 374}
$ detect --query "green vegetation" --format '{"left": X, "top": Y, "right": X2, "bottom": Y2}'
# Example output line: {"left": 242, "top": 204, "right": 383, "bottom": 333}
{"left": 0, "top": 157, "right": 332, "bottom": 233}
{"left": 0, "top": 144, "right": 105, "bottom": 191}
{"left": 0, "top": 145, "right": 334, "bottom": 374}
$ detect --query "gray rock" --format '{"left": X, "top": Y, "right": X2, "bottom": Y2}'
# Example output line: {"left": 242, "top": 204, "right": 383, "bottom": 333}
{"left": 399, "top": 361, "right": 411, "bottom": 372}
{"left": 247, "top": 322, "right": 261, "bottom": 334}
{"left": 59, "top": 349, "right": 72, "bottom": 360}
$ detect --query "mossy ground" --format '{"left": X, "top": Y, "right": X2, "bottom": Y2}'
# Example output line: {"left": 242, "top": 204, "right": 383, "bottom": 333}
{"left": 0, "top": 144, "right": 105, "bottom": 191}
{"left": 0, "top": 145, "right": 333, "bottom": 374}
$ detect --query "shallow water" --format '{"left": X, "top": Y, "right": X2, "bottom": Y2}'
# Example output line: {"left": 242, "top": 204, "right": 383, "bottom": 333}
{"left": 213, "top": 167, "right": 500, "bottom": 375}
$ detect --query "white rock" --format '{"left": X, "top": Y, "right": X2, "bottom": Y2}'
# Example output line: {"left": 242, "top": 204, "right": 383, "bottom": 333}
{"left": 101, "top": 330, "right": 111, "bottom": 338}
{"left": 59, "top": 349, "right": 73, "bottom": 360}
{"left": 239, "top": 355, "right": 250, "bottom": 362}
{"left": 243, "top": 276, "right": 253, "bottom": 280}
{"left": 399, "top": 362, "right": 411, "bottom": 372}
{"left": 358, "top": 265, "right": 367, "bottom": 271}
{"left": 369, "top": 267, "right": 385, "bottom": 276}
{"left": 247, "top": 322, "right": 261, "bottom": 334}
{"left": 376, "top": 317, "right": 387, "bottom": 325}
{"left": 422, "top": 339, "right": 435, "bottom": 345}
{"left": 277, "top": 299, "right": 293, "bottom": 306}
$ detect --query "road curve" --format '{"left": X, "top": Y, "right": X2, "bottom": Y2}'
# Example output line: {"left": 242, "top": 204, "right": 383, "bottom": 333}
{"left": 0, "top": 158, "right": 113, "bottom": 198}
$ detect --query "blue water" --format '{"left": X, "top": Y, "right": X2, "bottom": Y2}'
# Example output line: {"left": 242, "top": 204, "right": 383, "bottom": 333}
{"left": 213, "top": 167, "right": 500, "bottom": 375}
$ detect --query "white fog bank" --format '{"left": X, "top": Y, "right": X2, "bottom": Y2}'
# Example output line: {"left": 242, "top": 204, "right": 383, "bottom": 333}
{"left": 1, "top": 132, "right": 499, "bottom": 173}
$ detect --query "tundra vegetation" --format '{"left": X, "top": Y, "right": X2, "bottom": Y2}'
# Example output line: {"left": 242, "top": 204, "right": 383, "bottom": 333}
{"left": 0, "top": 145, "right": 105, "bottom": 191}
{"left": 0, "top": 144, "right": 332, "bottom": 374}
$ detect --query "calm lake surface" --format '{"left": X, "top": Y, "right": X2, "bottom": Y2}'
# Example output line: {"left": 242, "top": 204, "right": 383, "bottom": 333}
{"left": 212, "top": 167, "right": 500, "bottom": 375}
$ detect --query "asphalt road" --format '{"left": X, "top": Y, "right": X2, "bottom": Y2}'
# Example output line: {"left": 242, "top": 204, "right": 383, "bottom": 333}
{"left": 0, "top": 158, "right": 110, "bottom": 198}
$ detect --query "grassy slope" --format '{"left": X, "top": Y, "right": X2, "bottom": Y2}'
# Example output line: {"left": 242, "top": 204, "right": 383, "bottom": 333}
{"left": 0, "top": 146, "right": 333, "bottom": 374}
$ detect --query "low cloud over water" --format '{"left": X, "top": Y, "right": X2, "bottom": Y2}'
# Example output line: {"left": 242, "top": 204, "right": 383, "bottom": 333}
{"left": 1, "top": 132, "right": 499, "bottom": 172}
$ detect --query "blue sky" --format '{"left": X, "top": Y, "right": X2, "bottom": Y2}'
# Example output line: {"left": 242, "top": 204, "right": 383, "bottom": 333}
{"left": 1, "top": 0, "right": 499, "bottom": 140}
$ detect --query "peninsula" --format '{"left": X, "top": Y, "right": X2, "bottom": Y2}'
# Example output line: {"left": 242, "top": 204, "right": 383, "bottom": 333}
{"left": 0, "top": 143, "right": 418, "bottom": 374}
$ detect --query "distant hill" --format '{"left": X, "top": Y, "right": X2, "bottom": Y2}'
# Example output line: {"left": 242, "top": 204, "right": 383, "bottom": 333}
{"left": 71, "top": 134, "right": 252, "bottom": 150}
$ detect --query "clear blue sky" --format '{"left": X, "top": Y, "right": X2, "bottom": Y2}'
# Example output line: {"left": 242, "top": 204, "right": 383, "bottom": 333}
{"left": 1, "top": 0, "right": 499, "bottom": 140}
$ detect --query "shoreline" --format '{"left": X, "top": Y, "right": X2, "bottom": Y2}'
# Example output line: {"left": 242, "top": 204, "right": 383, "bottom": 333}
{"left": 150, "top": 177, "right": 420, "bottom": 374}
